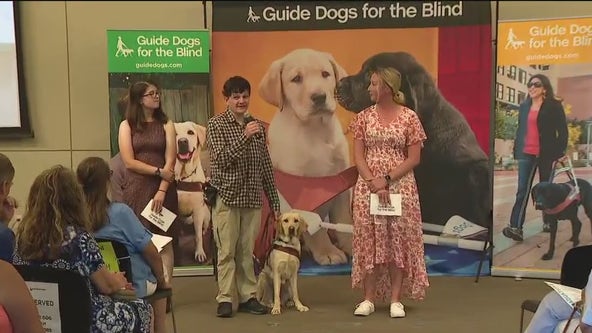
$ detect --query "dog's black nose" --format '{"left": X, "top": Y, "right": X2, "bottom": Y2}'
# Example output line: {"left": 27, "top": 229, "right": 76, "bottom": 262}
{"left": 311, "top": 93, "right": 327, "bottom": 105}
{"left": 288, "top": 226, "right": 296, "bottom": 234}
{"left": 177, "top": 138, "right": 189, "bottom": 153}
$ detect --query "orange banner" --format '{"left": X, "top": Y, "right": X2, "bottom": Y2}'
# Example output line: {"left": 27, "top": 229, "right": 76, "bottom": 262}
{"left": 497, "top": 17, "right": 592, "bottom": 66}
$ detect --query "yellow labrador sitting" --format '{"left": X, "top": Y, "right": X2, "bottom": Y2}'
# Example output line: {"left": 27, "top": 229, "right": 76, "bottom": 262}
{"left": 256, "top": 212, "right": 309, "bottom": 315}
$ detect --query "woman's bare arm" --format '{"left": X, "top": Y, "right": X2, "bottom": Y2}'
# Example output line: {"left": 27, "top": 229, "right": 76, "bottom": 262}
{"left": 0, "top": 261, "right": 45, "bottom": 333}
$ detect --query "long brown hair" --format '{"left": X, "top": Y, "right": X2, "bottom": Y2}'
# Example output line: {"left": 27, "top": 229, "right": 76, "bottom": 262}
{"left": 125, "top": 80, "right": 168, "bottom": 132}
{"left": 76, "top": 157, "right": 111, "bottom": 232}
{"left": 16, "top": 166, "right": 90, "bottom": 260}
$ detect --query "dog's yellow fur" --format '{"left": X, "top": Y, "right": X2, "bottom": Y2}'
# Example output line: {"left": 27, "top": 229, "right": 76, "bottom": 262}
{"left": 256, "top": 211, "right": 309, "bottom": 315}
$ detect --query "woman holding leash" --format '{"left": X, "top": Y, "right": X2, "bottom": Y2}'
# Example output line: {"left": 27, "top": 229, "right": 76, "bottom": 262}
{"left": 348, "top": 67, "right": 429, "bottom": 318}
{"left": 503, "top": 74, "right": 568, "bottom": 242}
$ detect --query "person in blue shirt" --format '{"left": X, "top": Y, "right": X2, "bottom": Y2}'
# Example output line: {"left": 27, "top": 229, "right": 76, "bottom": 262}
{"left": 77, "top": 156, "right": 171, "bottom": 333}
{"left": 0, "top": 153, "right": 16, "bottom": 263}
{"left": 525, "top": 268, "right": 592, "bottom": 333}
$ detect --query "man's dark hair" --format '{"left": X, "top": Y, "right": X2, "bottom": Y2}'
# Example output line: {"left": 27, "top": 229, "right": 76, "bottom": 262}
{"left": 222, "top": 76, "right": 251, "bottom": 98}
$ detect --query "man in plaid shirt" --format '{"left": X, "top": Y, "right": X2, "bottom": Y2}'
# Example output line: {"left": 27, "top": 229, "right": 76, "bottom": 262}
{"left": 207, "top": 76, "right": 281, "bottom": 318}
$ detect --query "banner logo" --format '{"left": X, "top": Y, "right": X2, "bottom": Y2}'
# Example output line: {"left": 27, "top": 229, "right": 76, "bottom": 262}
{"left": 107, "top": 30, "right": 210, "bottom": 73}
{"left": 498, "top": 17, "right": 592, "bottom": 65}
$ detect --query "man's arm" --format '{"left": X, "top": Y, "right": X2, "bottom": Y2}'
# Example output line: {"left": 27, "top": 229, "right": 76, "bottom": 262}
{"left": 260, "top": 130, "right": 280, "bottom": 213}
{"left": 207, "top": 119, "right": 250, "bottom": 170}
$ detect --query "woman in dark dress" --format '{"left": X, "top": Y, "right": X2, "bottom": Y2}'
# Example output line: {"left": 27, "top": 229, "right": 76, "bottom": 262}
{"left": 118, "top": 80, "right": 179, "bottom": 285}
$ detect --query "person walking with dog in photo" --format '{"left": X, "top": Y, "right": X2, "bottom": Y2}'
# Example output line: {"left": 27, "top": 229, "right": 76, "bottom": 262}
{"left": 502, "top": 74, "right": 568, "bottom": 241}
{"left": 348, "top": 67, "right": 429, "bottom": 318}
{"left": 207, "top": 76, "right": 281, "bottom": 318}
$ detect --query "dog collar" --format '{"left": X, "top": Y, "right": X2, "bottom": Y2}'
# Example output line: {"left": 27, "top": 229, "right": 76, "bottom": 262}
{"left": 176, "top": 181, "right": 204, "bottom": 192}
{"left": 543, "top": 183, "right": 581, "bottom": 215}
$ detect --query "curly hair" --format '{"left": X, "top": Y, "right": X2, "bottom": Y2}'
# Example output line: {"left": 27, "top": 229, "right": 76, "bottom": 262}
{"left": 16, "top": 165, "right": 90, "bottom": 260}
{"left": 76, "top": 157, "right": 111, "bottom": 232}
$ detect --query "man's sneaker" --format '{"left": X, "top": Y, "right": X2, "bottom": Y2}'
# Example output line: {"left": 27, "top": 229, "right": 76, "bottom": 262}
{"left": 353, "top": 300, "right": 375, "bottom": 316}
{"left": 217, "top": 302, "right": 233, "bottom": 318}
{"left": 237, "top": 298, "right": 268, "bottom": 315}
{"left": 502, "top": 226, "right": 523, "bottom": 241}
{"left": 390, "top": 302, "right": 406, "bottom": 318}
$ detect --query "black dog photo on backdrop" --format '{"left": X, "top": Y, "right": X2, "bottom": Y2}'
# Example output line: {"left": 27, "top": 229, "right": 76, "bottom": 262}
{"left": 337, "top": 52, "right": 491, "bottom": 229}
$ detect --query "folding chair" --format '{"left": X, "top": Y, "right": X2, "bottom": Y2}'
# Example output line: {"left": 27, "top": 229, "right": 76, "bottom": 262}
{"left": 95, "top": 238, "right": 177, "bottom": 333}
{"left": 14, "top": 265, "right": 92, "bottom": 333}
{"left": 519, "top": 245, "right": 592, "bottom": 332}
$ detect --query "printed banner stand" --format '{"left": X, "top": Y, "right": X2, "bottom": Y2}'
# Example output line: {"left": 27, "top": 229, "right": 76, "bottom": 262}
{"left": 107, "top": 29, "right": 214, "bottom": 277}
{"left": 212, "top": 1, "right": 493, "bottom": 277}
{"left": 493, "top": 16, "right": 592, "bottom": 279}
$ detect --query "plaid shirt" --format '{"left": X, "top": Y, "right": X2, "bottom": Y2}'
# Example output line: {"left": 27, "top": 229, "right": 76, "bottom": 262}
{"left": 206, "top": 110, "right": 280, "bottom": 212}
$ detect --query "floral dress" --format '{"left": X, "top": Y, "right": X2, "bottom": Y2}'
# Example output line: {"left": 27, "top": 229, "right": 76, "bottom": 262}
{"left": 12, "top": 226, "right": 152, "bottom": 333}
{"left": 348, "top": 105, "right": 430, "bottom": 302}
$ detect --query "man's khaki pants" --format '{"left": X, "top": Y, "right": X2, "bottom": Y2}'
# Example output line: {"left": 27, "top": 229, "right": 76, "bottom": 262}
{"left": 212, "top": 196, "right": 261, "bottom": 303}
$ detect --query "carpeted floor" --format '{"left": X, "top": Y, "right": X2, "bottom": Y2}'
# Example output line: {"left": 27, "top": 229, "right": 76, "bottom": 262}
{"left": 164, "top": 275, "right": 550, "bottom": 333}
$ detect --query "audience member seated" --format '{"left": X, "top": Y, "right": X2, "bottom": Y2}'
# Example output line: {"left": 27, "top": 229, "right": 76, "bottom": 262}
{"left": 525, "top": 269, "right": 592, "bottom": 333}
{"left": 12, "top": 165, "right": 154, "bottom": 333}
{"left": 0, "top": 153, "right": 16, "bottom": 263}
{"left": 0, "top": 260, "right": 45, "bottom": 333}
{"left": 77, "top": 156, "right": 170, "bottom": 333}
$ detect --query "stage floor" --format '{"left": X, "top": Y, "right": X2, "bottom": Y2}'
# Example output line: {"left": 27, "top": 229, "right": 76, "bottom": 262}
{"left": 164, "top": 274, "right": 548, "bottom": 333}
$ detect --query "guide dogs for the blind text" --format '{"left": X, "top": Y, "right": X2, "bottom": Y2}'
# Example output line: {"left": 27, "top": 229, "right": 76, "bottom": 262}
{"left": 256, "top": 211, "right": 309, "bottom": 315}
{"left": 531, "top": 178, "right": 592, "bottom": 260}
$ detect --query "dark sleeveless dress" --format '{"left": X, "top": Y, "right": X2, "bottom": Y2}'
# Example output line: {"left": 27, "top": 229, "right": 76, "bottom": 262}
{"left": 123, "top": 121, "right": 179, "bottom": 237}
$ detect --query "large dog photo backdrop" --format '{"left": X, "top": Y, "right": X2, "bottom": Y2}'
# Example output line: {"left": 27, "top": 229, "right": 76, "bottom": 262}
{"left": 212, "top": 1, "right": 492, "bottom": 276}
{"left": 493, "top": 16, "right": 592, "bottom": 278}
{"left": 107, "top": 29, "right": 215, "bottom": 276}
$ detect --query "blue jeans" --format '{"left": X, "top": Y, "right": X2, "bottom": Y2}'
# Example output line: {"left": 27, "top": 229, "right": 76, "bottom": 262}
{"left": 509, "top": 154, "right": 553, "bottom": 229}
{"left": 525, "top": 291, "right": 576, "bottom": 333}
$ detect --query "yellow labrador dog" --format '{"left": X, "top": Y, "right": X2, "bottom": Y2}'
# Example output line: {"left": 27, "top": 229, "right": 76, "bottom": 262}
{"left": 259, "top": 48, "right": 353, "bottom": 266}
{"left": 256, "top": 211, "right": 309, "bottom": 315}
{"left": 174, "top": 121, "right": 210, "bottom": 263}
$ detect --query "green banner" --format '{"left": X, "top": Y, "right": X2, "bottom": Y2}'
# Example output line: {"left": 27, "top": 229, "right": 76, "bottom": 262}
{"left": 107, "top": 30, "right": 210, "bottom": 73}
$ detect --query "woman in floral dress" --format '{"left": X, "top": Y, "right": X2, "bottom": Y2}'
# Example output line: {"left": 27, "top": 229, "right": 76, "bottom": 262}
{"left": 12, "top": 166, "right": 152, "bottom": 333}
{"left": 349, "top": 67, "right": 429, "bottom": 318}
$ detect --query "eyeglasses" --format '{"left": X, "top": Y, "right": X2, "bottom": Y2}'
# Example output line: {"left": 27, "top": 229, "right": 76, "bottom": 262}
{"left": 143, "top": 91, "right": 160, "bottom": 98}
{"left": 527, "top": 81, "right": 543, "bottom": 88}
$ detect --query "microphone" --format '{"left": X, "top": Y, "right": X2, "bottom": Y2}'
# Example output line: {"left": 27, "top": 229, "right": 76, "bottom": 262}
{"left": 244, "top": 113, "right": 255, "bottom": 124}
{"left": 244, "top": 113, "right": 262, "bottom": 138}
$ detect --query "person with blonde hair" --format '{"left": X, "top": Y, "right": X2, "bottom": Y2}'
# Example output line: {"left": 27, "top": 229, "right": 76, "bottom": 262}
{"left": 12, "top": 165, "right": 153, "bottom": 333}
{"left": 77, "top": 156, "right": 170, "bottom": 333}
{"left": 348, "top": 66, "right": 429, "bottom": 318}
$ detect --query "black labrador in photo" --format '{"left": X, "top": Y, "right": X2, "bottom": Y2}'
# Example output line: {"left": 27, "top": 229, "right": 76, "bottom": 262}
{"left": 337, "top": 52, "right": 491, "bottom": 229}
{"left": 531, "top": 178, "right": 592, "bottom": 260}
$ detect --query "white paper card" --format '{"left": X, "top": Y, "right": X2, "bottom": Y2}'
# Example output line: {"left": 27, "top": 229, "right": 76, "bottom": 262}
{"left": 141, "top": 200, "right": 177, "bottom": 232}
{"left": 151, "top": 234, "right": 173, "bottom": 253}
{"left": 545, "top": 281, "right": 582, "bottom": 308}
{"left": 370, "top": 193, "right": 402, "bottom": 216}
{"left": 26, "top": 281, "right": 62, "bottom": 333}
